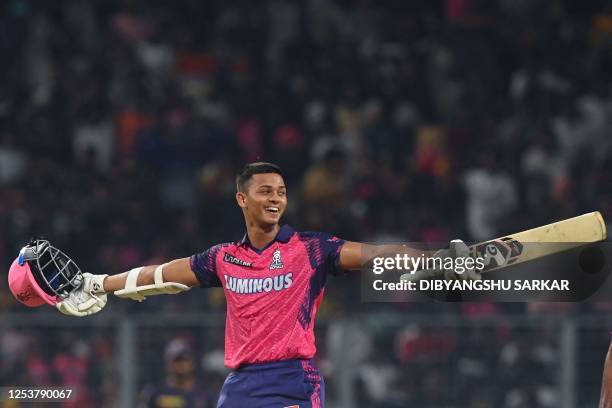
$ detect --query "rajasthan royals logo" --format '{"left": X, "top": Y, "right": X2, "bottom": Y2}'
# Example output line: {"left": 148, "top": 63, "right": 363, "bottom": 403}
{"left": 269, "top": 249, "right": 284, "bottom": 270}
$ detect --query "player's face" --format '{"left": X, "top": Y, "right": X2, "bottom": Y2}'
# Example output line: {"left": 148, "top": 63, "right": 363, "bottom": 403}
{"left": 237, "top": 173, "right": 287, "bottom": 226}
{"left": 169, "top": 355, "right": 195, "bottom": 376}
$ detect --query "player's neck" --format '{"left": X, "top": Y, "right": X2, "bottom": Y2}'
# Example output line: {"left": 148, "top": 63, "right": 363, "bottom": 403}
{"left": 246, "top": 222, "right": 280, "bottom": 249}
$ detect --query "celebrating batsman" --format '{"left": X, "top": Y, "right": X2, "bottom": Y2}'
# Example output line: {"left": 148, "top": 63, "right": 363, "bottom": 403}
{"left": 8, "top": 162, "right": 475, "bottom": 407}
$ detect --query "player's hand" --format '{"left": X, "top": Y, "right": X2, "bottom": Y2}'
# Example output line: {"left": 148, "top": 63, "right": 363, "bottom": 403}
{"left": 401, "top": 239, "right": 481, "bottom": 282}
{"left": 443, "top": 239, "right": 481, "bottom": 281}
{"left": 56, "top": 273, "right": 108, "bottom": 317}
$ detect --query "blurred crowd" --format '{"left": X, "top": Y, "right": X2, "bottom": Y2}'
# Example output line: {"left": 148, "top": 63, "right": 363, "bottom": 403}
{"left": 2, "top": 0, "right": 612, "bottom": 406}
{"left": 2, "top": 0, "right": 612, "bottom": 301}
{"left": 1, "top": 320, "right": 598, "bottom": 408}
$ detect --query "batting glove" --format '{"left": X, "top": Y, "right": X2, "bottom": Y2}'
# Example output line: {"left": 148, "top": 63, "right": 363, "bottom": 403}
{"left": 443, "top": 239, "right": 481, "bottom": 281}
{"left": 56, "top": 273, "right": 108, "bottom": 317}
{"left": 401, "top": 239, "right": 481, "bottom": 282}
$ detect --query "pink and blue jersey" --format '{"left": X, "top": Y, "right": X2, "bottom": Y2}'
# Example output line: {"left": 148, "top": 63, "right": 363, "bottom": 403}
{"left": 190, "top": 225, "right": 345, "bottom": 370}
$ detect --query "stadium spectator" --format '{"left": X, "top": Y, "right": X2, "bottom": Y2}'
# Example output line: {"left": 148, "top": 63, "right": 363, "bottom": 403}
{"left": 140, "top": 338, "right": 214, "bottom": 408}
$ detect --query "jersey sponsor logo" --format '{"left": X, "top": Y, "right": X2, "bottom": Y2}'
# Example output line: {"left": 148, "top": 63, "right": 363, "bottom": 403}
{"left": 223, "top": 273, "right": 293, "bottom": 294}
{"left": 269, "top": 249, "right": 284, "bottom": 270}
{"left": 223, "top": 252, "right": 253, "bottom": 268}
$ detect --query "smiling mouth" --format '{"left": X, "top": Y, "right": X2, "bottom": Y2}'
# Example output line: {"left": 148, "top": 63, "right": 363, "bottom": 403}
{"left": 265, "top": 207, "right": 280, "bottom": 214}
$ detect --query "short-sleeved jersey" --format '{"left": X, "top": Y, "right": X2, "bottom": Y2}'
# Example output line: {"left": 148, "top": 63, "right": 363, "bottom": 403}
{"left": 190, "top": 225, "right": 345, "bottom": 369}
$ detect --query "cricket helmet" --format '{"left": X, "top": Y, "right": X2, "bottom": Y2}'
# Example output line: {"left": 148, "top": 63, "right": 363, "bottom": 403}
{"left": 8, "top": 239, "right": 83, "bottom": 307}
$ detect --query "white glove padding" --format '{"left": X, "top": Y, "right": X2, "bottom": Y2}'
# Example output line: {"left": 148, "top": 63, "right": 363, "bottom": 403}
{"left": 56, "top": 273, "right": 108, "bottom": 317}
{"left": 114, "top": 264, "right": 190, "bottom": 302}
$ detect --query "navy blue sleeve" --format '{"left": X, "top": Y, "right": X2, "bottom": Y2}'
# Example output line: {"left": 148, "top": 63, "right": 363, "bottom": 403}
{"left": 296, "top": 231, "right": 346, "bottom": 329}
{"left": 189, "top": 244, "right": 224, "bottom": 288}
{"left": 299, "top": 232, "right": 346, "bottom": 277}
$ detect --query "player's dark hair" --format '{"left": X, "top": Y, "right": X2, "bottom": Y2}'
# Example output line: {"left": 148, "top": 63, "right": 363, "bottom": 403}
{"left": 236, "top": 162, "right": 284, "bottom": 192}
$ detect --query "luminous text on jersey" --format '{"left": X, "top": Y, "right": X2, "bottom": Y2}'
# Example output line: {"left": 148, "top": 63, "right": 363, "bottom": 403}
{"left": 224, "top": 273, "right": 293, "bottom": 294}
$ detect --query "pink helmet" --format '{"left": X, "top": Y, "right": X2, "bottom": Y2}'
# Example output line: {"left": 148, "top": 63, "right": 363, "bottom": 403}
{"left": 8, "top": 257, "right": 57, "bottom": 307}
{"left": 8, "top": 240, "right": 83, "bottom": 307}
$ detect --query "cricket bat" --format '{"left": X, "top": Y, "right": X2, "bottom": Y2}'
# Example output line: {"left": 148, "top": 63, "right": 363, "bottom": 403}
{"left": 472, "top": 211, "right": 607, "bottom": 273}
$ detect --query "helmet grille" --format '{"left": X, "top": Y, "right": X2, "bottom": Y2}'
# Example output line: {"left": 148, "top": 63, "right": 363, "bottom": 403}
{"left": 23, "top": 240, "right": 83, "bottom": 299}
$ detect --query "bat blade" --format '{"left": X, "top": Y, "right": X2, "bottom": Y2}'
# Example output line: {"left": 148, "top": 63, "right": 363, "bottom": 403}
{"left": 471, "top": 212, "right": 607, "bottom": 273}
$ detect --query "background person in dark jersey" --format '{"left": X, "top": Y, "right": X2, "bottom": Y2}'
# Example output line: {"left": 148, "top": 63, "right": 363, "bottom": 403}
{"left": 141, "top": 338, "right": 214, "bottom": 408}
{"left": 56, "top": 162, "right": 471, "bottom": 407}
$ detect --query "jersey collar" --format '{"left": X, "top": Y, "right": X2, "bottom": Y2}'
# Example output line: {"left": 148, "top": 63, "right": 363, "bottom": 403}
{"left": 238, "top": 224, "right": 294, "bottom": 250}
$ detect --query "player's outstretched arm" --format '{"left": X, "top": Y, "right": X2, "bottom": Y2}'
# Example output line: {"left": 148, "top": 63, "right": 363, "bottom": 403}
{"left": 338, "top": 240, "right": 480, "bottom": 281}
{"left": 56, "top": 258, "right": 199, "bottom": 317}
{"left": 338, "top": 241, "right": 433, "bottom": 271}
{"left": 102, "top": 258, "right": 199, "bottom": 292}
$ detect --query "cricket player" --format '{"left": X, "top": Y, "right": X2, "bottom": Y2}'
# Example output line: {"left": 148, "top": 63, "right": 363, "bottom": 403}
{"left": 10, "top": 162, "right": 475, "bottom": 407}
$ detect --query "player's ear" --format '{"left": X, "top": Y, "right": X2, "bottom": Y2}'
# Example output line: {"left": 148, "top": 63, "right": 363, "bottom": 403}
{"left": 236, "top": 191, "right": 247, "bottom": 208}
